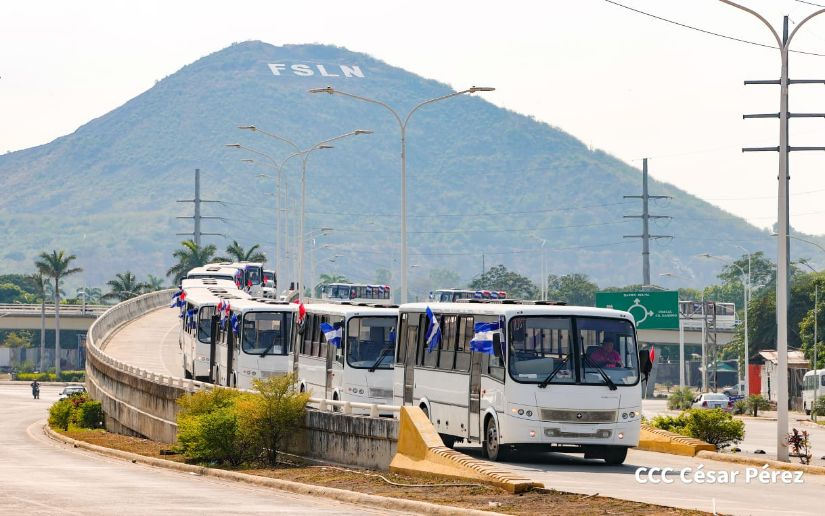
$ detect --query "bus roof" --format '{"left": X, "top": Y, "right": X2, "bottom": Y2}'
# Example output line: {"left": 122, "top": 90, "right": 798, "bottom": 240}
{"left": 303, "top": 302, "right": 398, "bottom": 318}
{"left": 182, "top": 285, "right": 250, "bottom": 306}
{"left": 181, "top": 278, "right": 240, "bottom": 291}
{"left": 400, "top": 301, "right": 634, "bottom": 323}
{"left": 224, "top": 298, "right": 296, "bottom": 313}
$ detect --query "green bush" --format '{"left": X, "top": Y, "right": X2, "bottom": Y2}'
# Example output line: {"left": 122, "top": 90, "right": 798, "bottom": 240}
{"left": 650, "top": 409, "right": 745, "bottom": 450}
{"left": 16, "top": 370, "right": 85, "bottom": 382}
{"left": 746, "top": 394, "right": 771, "bottom": 417}
{"left": 175, "top": 375, "right": 310, "bottom": 467}
{"left": 667, "top": 386, "right": 695, "bottom": 410}
{"left": 812, "top": 395, "right": 825, "bottom": 417}
{"left": 48, "top": 399, "right": 73, "bottom": 430}
{"left": 48, "top": 393, "right": 102, "bottom": 431}
{"left": 649, "top": 414, "right": 689, "bottom": 434}
{"left": 59, "top": 370, "right": 86, "bottom": 382}
{"left": 76, "top": 400, "right": 103, "bottom": 428}
{"left": 732, "top": 399, "right": 748, "bottom": 415}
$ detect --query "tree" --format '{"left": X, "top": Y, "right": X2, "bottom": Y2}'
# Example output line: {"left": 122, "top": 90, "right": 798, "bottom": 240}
{"left": 546, "top": 273, "right": 599, "bottom": 306}
{"left": 166, "top": 240, "right": 218, "bottom": 285}
{"left": 0, "top": 283, "right": 32, "bottom": 304}
{"left": 318, "top": 273, "right": 350, "bottom": 285}
{"left": 75, "top": 286, "right": 103, "bottom": 305}
{"left": 2, "top": 331, "right": 33, "bottom": 348}
{"left": 219, "top": 240, "right": 267, "bottom": 263}
{"left": 468, "top": 265, "right": 538, "bottom": 300}
{"left": 34, "top": 250, "right": 82, "bottom": 376}
{"left": 103, "top": 271, "right": 146, "bottom": 302}
{"left": 798, "top": 272, "right": 825, "bottom": 369}
{"left": 144, "top": 274, "right": 166, "bottom": 292}
{"left": 30, "top": 273, "right": 47, "bottom": 371}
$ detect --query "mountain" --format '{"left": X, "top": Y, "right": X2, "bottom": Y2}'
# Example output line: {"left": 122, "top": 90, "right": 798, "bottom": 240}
{"left": 0, "top": 41, "right": 817, "bottom": 293}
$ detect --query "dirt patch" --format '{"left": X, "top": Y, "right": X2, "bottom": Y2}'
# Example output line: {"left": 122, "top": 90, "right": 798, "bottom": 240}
{"left": 61, "top": 429, "right": 706, "bottom": 515}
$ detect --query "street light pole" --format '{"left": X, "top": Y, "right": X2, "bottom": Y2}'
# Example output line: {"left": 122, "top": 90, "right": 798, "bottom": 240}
{"left": 296, "top": 130, "right": 372, "bottom": 300}
{"left": 721, "top": 0, "right": 825, "bottom": 463}
{"left": 734, "top": 245, "right": 752, "bottom": 398}
{"left": 660, "top": 271, "right": 686, "bottom": 387}
{"left": 309, "top": 86, "right": 494, "bottom": 303}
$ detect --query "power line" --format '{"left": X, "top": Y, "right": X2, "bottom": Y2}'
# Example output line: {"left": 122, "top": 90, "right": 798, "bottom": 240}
{"left": 604, "top": 0, "right": 825, "bottom": 57}
{"left": 795, "top": 0, "right": 825, "bottom": 8}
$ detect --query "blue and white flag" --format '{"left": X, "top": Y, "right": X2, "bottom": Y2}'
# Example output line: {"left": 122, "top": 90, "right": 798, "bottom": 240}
{"left": 320, "top": 322, "right": 343, "bottom": 348}
{"left": 170, "top": 290, "right": 184, "bottom": 308}
{"left": 425, "top": 306, "right": 442, "bottom": 352}
{"left": 470, "top": 321, "right": 501, "bottom": 354}
{"left": 230, "top": 313, "right": 239, "bottom": 335}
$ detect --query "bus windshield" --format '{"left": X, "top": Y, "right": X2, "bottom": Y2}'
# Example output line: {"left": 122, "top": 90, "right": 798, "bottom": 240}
{"left": 241, "top": 312, "right": 292, "bottom": 355}
{"left": 508, "top": 316, "right": 638, "bottom": 386}
{"left": 346, "top": 316, "right": 396, "bottom": 369}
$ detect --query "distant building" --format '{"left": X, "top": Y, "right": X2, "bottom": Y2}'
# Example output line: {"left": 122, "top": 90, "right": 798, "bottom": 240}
{"left": 759, "top": 350, "right": 809, "bottom": 409}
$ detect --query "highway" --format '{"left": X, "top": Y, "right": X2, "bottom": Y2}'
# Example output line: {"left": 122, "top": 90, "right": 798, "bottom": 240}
{"left": 105, "top": 307, "right": 825, "bottom": 515}
{"left": 0, "top": 384, "right": 402, "bottom": 515}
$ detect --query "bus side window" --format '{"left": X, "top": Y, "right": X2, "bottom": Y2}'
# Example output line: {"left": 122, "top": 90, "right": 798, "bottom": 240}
{"left": 439, "top": 315, "right": 457, "bottom": 371}
{"left": 455, "top": 316, "right": 473, "bottom": 372}
{"left": 397, "top": 314, "right": 408, "bottom": 366}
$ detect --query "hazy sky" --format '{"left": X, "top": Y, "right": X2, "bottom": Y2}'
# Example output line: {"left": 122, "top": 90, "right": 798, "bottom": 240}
{"left": 2, "top": 0, "right": 825, "bottom": 237}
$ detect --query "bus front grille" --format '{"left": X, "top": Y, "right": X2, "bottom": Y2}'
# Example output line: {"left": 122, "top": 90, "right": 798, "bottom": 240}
{"left": 540, "top": 409, "right": 617, "bottom": 423}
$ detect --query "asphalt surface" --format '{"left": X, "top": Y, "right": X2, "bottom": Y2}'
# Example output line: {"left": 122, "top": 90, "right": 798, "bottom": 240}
{"left": 0, "top": 384, "right": 399, "bottom": 515}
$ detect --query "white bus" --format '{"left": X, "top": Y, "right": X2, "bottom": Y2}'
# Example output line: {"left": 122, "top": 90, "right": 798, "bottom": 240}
{"left": 212, "top": 297, "right": 296, "bottom": 389}
{"left": 178, "top": 281, "right": 250, "bottom": 381}
{"left": 394, "top": 301, "right": 641, "bottom": 464}
{"left": 293, "top": 302, "right": 397, "bottom": 406}
{"left": 319, "top": 283, "right": 391, "bottom": 303}
{"left": 187, "top": 262, "right": 265, "bottom": 297}
{"left": 802, "top": 369, "right": 825, "bottom": 415}
{"left": 432, "top": 289, "right": 507, "bottom": 302}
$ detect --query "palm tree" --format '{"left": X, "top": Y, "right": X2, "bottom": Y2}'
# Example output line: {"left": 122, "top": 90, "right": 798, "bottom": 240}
{"left": 103, "top": 271, "right": 147, "bottom": 302}
{"left": 143, "top": 274, "right": 165, "bottom": 292}
{"left": 29, "top": 273, "right": 47, "bottom": 372}
{"left": 34, "top": 250, "right": 82, "bottom": 376}
{"left": 166, "top": 240, "right": 218, "bottom": 285}
{"left": 76, "top": 286, "right": 103, "bottom": 306}
{"left": 319, "top": 273, "right": 350, "bottom": 284}
{"left": 220, "top": 240, "right": 267, "bottom": 263}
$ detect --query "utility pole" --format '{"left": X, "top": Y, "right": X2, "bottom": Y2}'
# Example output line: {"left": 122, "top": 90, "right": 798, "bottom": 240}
{"left": 176, "top": 169, "right": 224, "bottom": 245}
{"left": 624, "top": 158, "right": 672, "bottom": 285}
{"left": 722, "top": 0, "right": 825, "bottom": 462}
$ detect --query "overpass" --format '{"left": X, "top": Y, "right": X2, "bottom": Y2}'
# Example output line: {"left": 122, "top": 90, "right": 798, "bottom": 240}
{"left": 0, "top": 303, "right": 106, "bottom": 331}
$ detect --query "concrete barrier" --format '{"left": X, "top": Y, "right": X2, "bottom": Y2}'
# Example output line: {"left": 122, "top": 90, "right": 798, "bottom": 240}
{"left": 389, "top": 406, "right": 542, "bottom": 493}
{"left": 85, "top": 290, "right": 204, "bottom": 443}
{"left": 638, "top": 424, "right": 716, "bottom": 456}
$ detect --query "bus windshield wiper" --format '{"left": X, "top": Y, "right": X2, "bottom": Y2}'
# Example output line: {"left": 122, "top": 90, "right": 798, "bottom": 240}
{"left": 538, "top": 355, "right": 570, "bottom": 389}
{"left": 259, "top": 336, "right": 281, "bottom": 357}
{"left": 368, "top": 347, "right": 392, "bottom": 372}
{"left": 583, "top": 354, "right": 618, "bottom": 391}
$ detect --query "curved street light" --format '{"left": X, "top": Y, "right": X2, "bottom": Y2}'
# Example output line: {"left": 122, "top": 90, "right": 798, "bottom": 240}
{"left": 721, "top": 0, "right": 825, "bottom": 462}
{"left": 309, "top": 86, "right": 495, "bottom": 302}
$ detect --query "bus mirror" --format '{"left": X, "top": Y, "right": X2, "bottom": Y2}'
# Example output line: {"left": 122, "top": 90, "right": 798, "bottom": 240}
{"left": 638, "top": 350, "right": 652, "bottom": 382}
{"left": 493, "top": 333, "right": 502, "bottom": 358}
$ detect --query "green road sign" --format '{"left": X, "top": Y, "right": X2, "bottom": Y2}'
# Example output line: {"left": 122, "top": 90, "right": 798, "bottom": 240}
{"left": 595, "top": 291, "right": 679, "bottom": 330}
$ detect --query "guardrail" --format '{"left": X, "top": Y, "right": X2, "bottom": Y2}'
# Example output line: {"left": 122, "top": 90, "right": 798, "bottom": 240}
{"left": 0, "top": 303, "right": 109, "bottom": 315}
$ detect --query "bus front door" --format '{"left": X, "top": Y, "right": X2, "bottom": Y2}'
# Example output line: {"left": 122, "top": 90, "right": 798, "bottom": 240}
{"left": 209, "top": 316, "right": 219, "bottom": 384}
{"left": 227, "top": 328, "right": 235, "bottom": 388}
{"left": 325, "top": 339, "right": 335, "bottom": 399}
{"left": 402, "top": 316, "right": 418, "bottom": 405}
{"left": 468, "top": 352, "right": 482, "bottom": 441}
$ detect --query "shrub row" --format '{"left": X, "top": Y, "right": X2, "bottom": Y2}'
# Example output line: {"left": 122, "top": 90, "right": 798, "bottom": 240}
{"left": 176, "top": 374, "right": 309, "bottom": 467}
{"left": 650, "top": 408, "right": 745, "bottom": 450}
{"left": 48, "top": 393, "right": 103, "bottom": 431}
{"left": 15, "top": 370, "right": 86, "bottom": 382}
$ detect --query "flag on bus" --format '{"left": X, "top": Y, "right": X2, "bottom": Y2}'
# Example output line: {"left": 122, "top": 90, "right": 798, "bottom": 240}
{"left": 425, "top": 306, "right": 441, "bottom": 352}
{"left": 230, "top": 313, "right": 239, "bottom": 335}
{"left": 170, "top": 290, "right": 185, "bottom": 308}
{"left": 320, "top": 322, "right": 342, "bottom": 347}
{"left": 470, "top": 321, "right": 501, "bottom": 354}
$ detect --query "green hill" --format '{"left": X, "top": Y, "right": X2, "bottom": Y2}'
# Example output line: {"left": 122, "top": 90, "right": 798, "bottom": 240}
{"left": 0, "top": 41, "right": 804, "bottom": 291}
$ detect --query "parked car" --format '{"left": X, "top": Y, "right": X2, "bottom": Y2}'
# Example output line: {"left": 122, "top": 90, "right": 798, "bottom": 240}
{"left": 692, "top": 392, "right": 732, "bottom": 411}
{"left": 58, "top": 385, "right": 86, "bottom": 399}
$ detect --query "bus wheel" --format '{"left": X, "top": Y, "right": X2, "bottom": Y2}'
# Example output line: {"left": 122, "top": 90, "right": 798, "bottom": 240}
{"left": 484, "top": 418, "right": 508, "bottom": 461}
{"left": 603, "top": 446, "right": 628, "bottom": 465}
{"left": 440, "top": 434, "right": 457, "bottom": 449}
